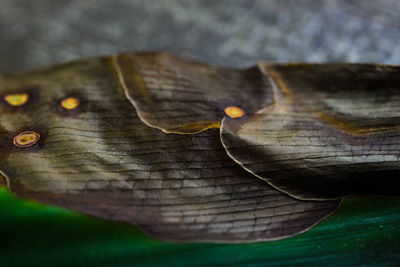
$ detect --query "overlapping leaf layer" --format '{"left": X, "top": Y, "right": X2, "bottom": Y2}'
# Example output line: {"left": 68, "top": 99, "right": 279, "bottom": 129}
{"left": 0, "top": 52, "right": 398, "bottom": 242}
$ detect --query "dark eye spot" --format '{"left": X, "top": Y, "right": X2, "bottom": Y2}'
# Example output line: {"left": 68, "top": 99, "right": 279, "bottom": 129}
{"left": 13, "top": 131, "right": 40, "bottom": 148}
{"left": 224, "top": 106, "right": 245, "bottom": 119}
{"left": 4, "top": 93, "right": 29, "bottom": 106}
{"left": 60, "top": 97, "right": 80, "bottom": 110}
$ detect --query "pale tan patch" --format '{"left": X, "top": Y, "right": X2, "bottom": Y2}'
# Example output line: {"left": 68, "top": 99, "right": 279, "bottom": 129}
{"left": 316, "top": 111, "right": 396, "bottom": 136}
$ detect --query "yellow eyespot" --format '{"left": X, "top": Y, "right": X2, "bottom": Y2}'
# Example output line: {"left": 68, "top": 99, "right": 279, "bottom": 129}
{"left": 224, "top": 106, "right": 245, "bottom": 119}
{"left": 13, "top": 131, "right": 40, "bottom": 148}
{"left": 61, "top": 97, "right": 80, "bottom": 110}
{"left": 4, "top": 93, "right": 29, "bottom": 106}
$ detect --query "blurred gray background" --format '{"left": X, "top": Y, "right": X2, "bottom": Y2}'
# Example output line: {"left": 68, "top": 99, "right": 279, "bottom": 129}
{"left": 0, "top": 0, "right": 399, "bottom": 73}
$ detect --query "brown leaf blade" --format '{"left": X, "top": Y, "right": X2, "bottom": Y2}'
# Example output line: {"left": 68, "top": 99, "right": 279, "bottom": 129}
{"left": 114, "top": 52, "right": 273, "bottom": 133}
{"left": 221, "top": 63, "right": 400, "bottom": 200}
{"left": 0, "top": 56, "right": 339, "bottom": 242}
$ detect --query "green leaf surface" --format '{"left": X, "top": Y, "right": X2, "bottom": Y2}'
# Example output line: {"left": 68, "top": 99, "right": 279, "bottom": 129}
{"left": 0, "top": 188, "right": 399, "bottom": 266}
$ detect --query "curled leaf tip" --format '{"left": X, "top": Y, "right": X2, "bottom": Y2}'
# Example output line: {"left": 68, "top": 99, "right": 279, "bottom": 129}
{"left": 13, "top": 131, "right": 40, "bottom": 148}
{"left": 4, "top": 93, "right": 29, "bottom": 106}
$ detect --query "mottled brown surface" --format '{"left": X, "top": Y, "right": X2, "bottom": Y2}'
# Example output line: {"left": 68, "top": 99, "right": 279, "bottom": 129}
{"left": 115, "top": 52, "right": 273, "bottom": 133}
{"left": 221, "top": 63, "right": 400, "bottom": 200}
{"left": 0, "top": 54, "right": 340, "bottom": 242}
